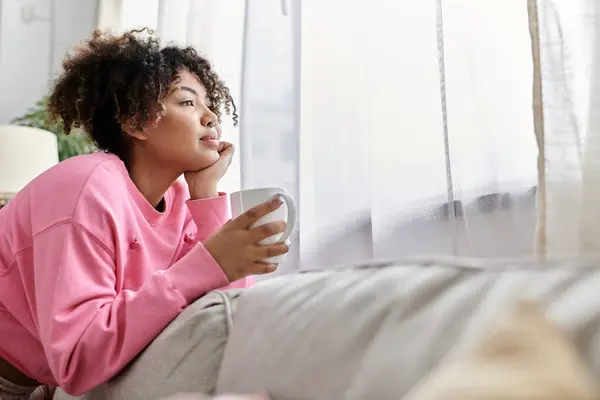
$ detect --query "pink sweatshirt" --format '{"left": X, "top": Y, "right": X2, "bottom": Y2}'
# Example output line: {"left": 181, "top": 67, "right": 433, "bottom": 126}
{"left": 0, "top": 152, "right": 253, "bottom": 395}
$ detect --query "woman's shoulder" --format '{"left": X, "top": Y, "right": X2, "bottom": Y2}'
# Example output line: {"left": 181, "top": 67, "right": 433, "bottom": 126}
{"left": 9, "top": 153, "right": 128, "bottom": 232}
{"left": 29, "top": 152, "right": 126, "bottom": 202}
{"left": 59, "top": 153, "right": 132, "bottom": 213}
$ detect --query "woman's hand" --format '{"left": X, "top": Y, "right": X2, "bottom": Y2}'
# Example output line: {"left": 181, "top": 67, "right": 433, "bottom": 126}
{"left": 203, "top": 196, "right": 290, "bottom": 281}
{"left": 185, "top": 141, "right": 234, "bottom": 199}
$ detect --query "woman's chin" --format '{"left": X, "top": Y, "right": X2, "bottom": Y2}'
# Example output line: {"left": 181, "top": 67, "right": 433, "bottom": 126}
{"left": 191, "top": 153, "right": 220, "bottom": 170}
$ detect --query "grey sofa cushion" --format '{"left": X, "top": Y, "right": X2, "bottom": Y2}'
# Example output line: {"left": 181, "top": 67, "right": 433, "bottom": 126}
{"left": 216, "top": 259, "right": 600, "bottom": 399}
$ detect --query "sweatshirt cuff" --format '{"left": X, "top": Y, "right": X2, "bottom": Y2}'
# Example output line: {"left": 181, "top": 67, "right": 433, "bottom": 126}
{"left": 186, "top": 192, "right": 230, "bottom": 237}
{"left": 163, "top": 242, "right": 230, "bottom": 304}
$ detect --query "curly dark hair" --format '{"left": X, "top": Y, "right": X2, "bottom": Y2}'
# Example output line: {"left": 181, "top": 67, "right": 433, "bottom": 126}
{"left": 48, "top": 28, "right": 237, "bottom": 161}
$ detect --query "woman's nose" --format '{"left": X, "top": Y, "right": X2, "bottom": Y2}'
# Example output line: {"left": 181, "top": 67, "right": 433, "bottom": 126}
{"left": 200, "top": 108, "right": 219, "bottom": 128}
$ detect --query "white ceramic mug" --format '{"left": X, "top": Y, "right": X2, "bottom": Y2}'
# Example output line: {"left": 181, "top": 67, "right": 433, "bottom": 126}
{"left": 230, "top": 187, "right": 297, "bottom": 264}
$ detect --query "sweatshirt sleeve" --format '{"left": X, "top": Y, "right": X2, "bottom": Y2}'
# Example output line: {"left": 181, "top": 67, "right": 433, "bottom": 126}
{"left": 182, "top": 193, "right": 255, "bottom": 288}
{"left": 186, "top": 192, "right": 231, "bottom": 241}
{"left": 33, "top": 220, "right": 229, "bottom": 395}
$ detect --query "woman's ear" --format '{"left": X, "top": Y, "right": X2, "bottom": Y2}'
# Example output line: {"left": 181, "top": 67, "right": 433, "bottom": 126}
{"left": 121, "top": 119, "right": 149, "bottom": 141}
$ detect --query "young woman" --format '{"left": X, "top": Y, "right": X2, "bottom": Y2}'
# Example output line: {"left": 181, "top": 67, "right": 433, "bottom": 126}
{"left": 0, "top": 29, "right": 289, "bottom": 398}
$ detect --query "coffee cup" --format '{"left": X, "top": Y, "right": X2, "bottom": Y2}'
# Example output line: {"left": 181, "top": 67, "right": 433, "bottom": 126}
{"left": 230, "top": 187, "right": 297, "bottom": 264}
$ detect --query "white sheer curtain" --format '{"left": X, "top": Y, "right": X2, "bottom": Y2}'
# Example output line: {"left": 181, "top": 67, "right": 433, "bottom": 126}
{"left": 102, "top": 0, "right": 539, "bottom": 273}
{"left": 532, "top": 0, "right": 600, "bottom": 257}
{"left": 295, "top": 0, "right": 538, "bottom": 271}
{"left": 239, "top": 0, "right": 538, "bottom": 273}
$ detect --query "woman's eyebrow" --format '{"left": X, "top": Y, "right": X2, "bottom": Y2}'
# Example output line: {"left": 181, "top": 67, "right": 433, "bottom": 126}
{"left": 178, "top": 86, "right": 199, "bottom": 96}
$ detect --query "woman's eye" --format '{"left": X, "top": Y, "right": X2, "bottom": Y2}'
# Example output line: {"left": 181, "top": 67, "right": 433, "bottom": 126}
{"left": 181, "top": 100, "right": 195, "bottom": 107}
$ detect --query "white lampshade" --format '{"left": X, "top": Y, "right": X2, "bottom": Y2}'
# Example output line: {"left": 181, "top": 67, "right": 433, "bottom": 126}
{"left": 0, "top": 125, "right": 59, "bottom": 197}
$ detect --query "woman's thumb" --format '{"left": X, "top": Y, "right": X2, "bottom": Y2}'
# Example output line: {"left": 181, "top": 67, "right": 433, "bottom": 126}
{"left": 218, "top": 142, "right": 235, "bottom": 156}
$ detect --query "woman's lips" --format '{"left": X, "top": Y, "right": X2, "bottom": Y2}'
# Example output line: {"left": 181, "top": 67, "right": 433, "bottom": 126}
{"left": 200, "top": 135, "right": 220, "bottom": 150}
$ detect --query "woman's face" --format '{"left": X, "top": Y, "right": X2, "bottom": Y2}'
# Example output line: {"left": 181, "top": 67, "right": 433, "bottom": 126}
{"left": 136, "top": 69, "right": 222, "bottom": 172}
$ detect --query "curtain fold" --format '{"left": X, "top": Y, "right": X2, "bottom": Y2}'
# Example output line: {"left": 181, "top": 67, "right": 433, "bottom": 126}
{"left": 239, "top": 0, "right": 301, "bottom": 275}
{"left": 532, "top": 0, "right": 600, "bottom": 257}
{"left": 96, "top": 0, "right": 122, "bottom": 31}
{"left": 527, "top": 0, "right": 547, "bottom": 257}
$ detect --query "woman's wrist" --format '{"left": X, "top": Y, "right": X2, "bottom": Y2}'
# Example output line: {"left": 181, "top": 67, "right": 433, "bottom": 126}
{"left": 189, "top": 183, "right": 219, "bottom": 200}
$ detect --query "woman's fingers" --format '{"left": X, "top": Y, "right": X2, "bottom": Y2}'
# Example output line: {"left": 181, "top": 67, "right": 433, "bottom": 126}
{"left": 231, "top": 197, "right": 283, "bottom": 229}
{"left": 217, "top": 141, "right": 234, "bottom": 155}
{"left": 249, "top": 241, "right": 290, "bottom": 261}
{"left": 248, "top": 221, "right": 287, "bottom": 243}
{"left": 251, "top": 261, "right": 279, "bottom": 275}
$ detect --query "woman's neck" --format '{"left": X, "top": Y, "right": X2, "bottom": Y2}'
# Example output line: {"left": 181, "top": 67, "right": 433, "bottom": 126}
{"left": 126, "top": 153, "right": 181, "bottom": 209}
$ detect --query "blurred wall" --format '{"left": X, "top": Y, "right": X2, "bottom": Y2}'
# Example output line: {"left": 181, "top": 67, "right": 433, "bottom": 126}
{"left": 0, "top": 0, "right": 98, "bottom": 123}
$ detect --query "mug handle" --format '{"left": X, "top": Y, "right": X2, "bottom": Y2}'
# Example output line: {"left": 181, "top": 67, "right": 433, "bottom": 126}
{"left": 275, "top": 192, "right": 297, "bottom": 242}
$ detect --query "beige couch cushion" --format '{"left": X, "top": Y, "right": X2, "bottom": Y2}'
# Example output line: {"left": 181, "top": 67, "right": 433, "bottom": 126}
{"left": 216, "top": 259, "right": 600, "bottom": 399}
{"left": 405, "top": 300, "right": 600, "bottom": 400}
